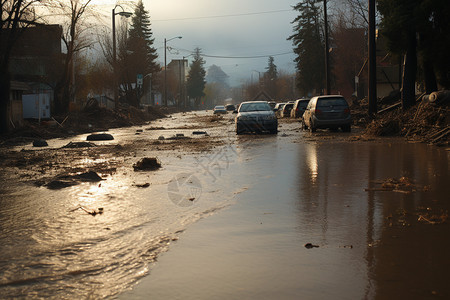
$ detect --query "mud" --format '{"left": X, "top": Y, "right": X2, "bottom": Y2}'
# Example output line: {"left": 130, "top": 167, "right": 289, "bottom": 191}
{"left": 0, "top": 113, "right": 226, "bottom": 191}
{"left": 0, "top": 105, "right": 170, "bottom": 147}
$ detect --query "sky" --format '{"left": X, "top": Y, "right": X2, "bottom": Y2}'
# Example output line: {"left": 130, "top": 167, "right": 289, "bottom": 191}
{"left": 94, "top": 0, "right": 299, "bottom": 86}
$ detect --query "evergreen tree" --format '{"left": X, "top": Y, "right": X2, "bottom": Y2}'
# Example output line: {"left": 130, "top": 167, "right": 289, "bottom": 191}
{"left": 186, "top": 48, "right": 206, "bottom": 108}
{"left": 265, "top": 56, "right": 278, "bottom": 80}
{"left": 378, "top": 0, "right": 450, "bottom": 98}
{"left": 124, "top": 0, "right": 159, "bottom": 107}
{"left": 264, "top": 56, "right": 278, "bottom": 97}
{"left": 288, "top": 0, "right": 325, "bottom": 95}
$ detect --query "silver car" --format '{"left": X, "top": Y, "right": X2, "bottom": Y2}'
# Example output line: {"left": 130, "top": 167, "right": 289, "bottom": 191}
{"left": 302, "top": 95, "right": 352, "bottom": 132}
{"left": 213, "top": 105, "right": 227, "bottom": 114}
{"left": 236, "top": 101, "right": 278, "bottom": 134}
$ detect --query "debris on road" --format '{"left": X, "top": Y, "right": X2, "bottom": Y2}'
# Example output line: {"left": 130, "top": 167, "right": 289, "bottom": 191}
{"left": 33, "top": 139, "right": 48, "bottom": 147}
{"left": 1, "top": 106, "right": 170, "bottom": 147}
{"left": 87, "top": 133, "right": 114, "bottom": 141}
{"left": 304, "top": 243, "right": 319, "bottom": 249}
{"left": 365, "top": 177, "right": 429, "bottom": 193}
{"left": 62, "top": 141, "right": 96, "bottom": 148}
{"left": 70, "top": 205, "right": 104, "bottom": 216}
{"left": 74, "top": 170, "right": 104, "bottom": 182}
{"left": 192, "top": 131, "right": 208, "bottom": 135}
{"left": 133, "top": 183, "right": 150, "bottom": 188}
{"left": 361, "top": 92, "right": 449, "bottom": 146}
{"left": 133, "top": 157, "right": 161, "bottom": 171}
{"left": 417, "top": 211, "right": 448, "bottom": 225}
{"left": 166, "top": 134, "right": 190, "bottom": 140}
{"left": 45, "top": 179, "right": 79, "bottom": 189}
{"left": 210, "top": 115, "right": 223, "bottom": 122}
{"left": 41, "top": 171, "right": 104, "bottom": 189}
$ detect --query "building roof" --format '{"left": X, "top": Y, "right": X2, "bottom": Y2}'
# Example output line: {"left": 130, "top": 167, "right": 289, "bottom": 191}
{"left": 10, "top": 81, "right": 30, "bottom": 91}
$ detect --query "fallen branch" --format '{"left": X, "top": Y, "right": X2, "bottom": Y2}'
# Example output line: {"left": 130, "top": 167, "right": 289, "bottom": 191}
{"left": 430, "top": 127, "right": 450, "bottom": 144}
{"left": 70, "top": 205, "right": 104, "bottom": 216}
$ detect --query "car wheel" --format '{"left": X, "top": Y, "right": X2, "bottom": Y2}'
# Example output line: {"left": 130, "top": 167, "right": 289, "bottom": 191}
{"left": 341, "top": 124, "right": 351, "bottom": 132}
{"left": 301, "top": 120, "right": 308, "bottom": 130}
{"left": 269, "top": 128, "right": 278, "bottom": 134}
{"left": 309, "top": 120, "right": 316, "bottom": 133}
{"left": 236, "top": 125, "right": 244, "bottom": 135}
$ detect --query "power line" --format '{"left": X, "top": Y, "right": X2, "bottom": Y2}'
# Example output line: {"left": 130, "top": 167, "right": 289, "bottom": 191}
{"left": 201, "top": 51, "right": 294, "bottom": 59}
{"left": 171, "top": 46, "right": 293, "bottom": 59}
{"left": 153, "top": 9, "right": 292, "bottom": 22}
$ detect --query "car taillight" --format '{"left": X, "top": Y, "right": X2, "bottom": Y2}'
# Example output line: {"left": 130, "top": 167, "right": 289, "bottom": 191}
{"left": 344, "top": 108, "right": 350, "bottom": 114}
{"left": 315, "top": 109, "right": 322, "bottom": 115}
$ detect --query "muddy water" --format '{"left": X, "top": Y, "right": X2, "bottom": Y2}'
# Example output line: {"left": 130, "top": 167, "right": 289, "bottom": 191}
{"left": 120, "top": 134, "right": 449, "bottom": 299}
{"left": 0, "top": 112, "right": 237, "bottom": 299}
{"left": 1, "top": 113, "right": 449, "bottom": 299}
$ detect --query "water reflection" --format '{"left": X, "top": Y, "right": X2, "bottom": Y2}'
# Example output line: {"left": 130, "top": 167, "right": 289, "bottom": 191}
{"left": 298, "top": 140, "right": 449, "bottom": 298}
{"left": 305, "top": 144, "right": 318, "bottom": 184}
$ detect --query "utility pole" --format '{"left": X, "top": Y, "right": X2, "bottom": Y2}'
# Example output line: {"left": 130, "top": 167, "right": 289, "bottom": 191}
{"left": 179, "top": 60, "right": 182, "bottom": 109}
{"left": 368, "top": 0, "right": 377, "bottom": 115}
{"left": 164, "top": 36, "right": 182, "bottom": 106}
{"left": 112, "top": 8, "right": 117, "bottom": 109}
{"left": 324, "top": 0, "right": 330, "bottom": 95}
{"left": 164, "top": 38, "right": 167, "bottom": 106}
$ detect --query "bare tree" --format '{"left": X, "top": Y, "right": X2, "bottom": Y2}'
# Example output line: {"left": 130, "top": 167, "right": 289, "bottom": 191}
{"left": 97, "top": 12, "right": 132, "bottom": 103}
{"left": 344, "top": 0, "right": 369, "bottom": 26}
{"left": 47, "top": 0, "right": 96, "bottom": 113}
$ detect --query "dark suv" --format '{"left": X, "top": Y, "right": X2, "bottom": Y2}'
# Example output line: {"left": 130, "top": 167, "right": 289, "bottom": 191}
{"left": 291, "top": 98, "right": 310, "bottom": 118}
{"left": 302, "top": 95, "right": 352, "bottom": 132}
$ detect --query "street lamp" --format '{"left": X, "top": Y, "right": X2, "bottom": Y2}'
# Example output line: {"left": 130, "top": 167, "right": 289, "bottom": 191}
{"left": 112, "top": 5, "right": 132, "bottom": 109}
{"left": 143, "top": 73, "right": 152, "bottom": 105}
{"left": 252, "top": 70, "right": 262, "bottom": 84}
{"left": 164, "top": 36, "right": 182, "bottom": 106}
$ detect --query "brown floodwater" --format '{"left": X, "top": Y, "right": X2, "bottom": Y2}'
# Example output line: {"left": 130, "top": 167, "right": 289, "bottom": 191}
{"left": 119, "top": 131, "right": 449, "bottom": 300}
{"left": 0, "top": 112, "right": 448, "bottom": 299}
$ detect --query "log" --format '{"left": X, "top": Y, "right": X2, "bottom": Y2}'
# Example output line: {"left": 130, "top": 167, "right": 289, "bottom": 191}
{"left": 431, "top": 128, "right": 449, "bottom": 144}
{"left": 428, "top": 90, "right": 450, "bottom": 104}
{"left": 428, "top": 126, "right": 450, "bottom": 140}
{"left": 378, "top": 102, "right": 401, "bottom": 114}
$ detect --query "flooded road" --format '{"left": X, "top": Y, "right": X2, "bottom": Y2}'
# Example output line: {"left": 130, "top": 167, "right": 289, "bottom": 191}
{"left": 0, "top": 111, "right": 449, "bottom": 299}
{"left": 120, "top": 117, "right": 449, "bottom": 299}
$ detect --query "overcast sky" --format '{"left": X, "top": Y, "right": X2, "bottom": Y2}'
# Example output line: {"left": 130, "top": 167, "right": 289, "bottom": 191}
{"left": 98, "top": 0, "right": 299, "bottom": 86}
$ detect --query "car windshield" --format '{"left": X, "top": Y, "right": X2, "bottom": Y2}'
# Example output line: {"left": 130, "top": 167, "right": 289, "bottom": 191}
{"left": 239, "top": 102, "right": 271, "bottom": 112}
{"left": 317, "top": 98, "right": 348, "bottom": 107}
{"left": 215, "top": 106, "right": 225, "bottom": 109}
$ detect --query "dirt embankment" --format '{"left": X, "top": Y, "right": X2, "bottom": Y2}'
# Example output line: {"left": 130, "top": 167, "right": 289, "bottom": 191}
{"left": 352, "top": 91, "right": 449, "bottom": 147}
{"left": 0, "top": 105, "right": 174, "bottom": 147}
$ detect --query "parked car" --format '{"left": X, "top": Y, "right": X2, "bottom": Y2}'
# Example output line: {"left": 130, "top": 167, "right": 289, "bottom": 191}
{"left": 213, "top": 105, "right": 227, "bottom": 114}
{"left": 236, "top": 101, "right": 278, "bottom": 134}
{"left": 281, "top": 102, "right": 294, "bottom": 118}
{"left": 274, "top": 103, "right": 285, "bottom": 117}
{"left": 268, "top": 101, "right": 277, "bottom": 110}
{"left": 225, "top": 104, "right": 236, "bottom": 112}
{"left": 291, "top": 98, "right": 310, "bottom": 118}
{"left": 302, "top": 95, "right": 352, "bottom": 132}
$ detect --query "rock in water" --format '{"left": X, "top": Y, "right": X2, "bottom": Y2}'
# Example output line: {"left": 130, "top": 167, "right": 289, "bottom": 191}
{"left": 33, "top": 139, "right": 48, "bottom": 147}
{"left": 86, "top": 133, "right": 114, "bottom": 141}
{"left": 133, "top": 157, "right": 161, "bottom": 171}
